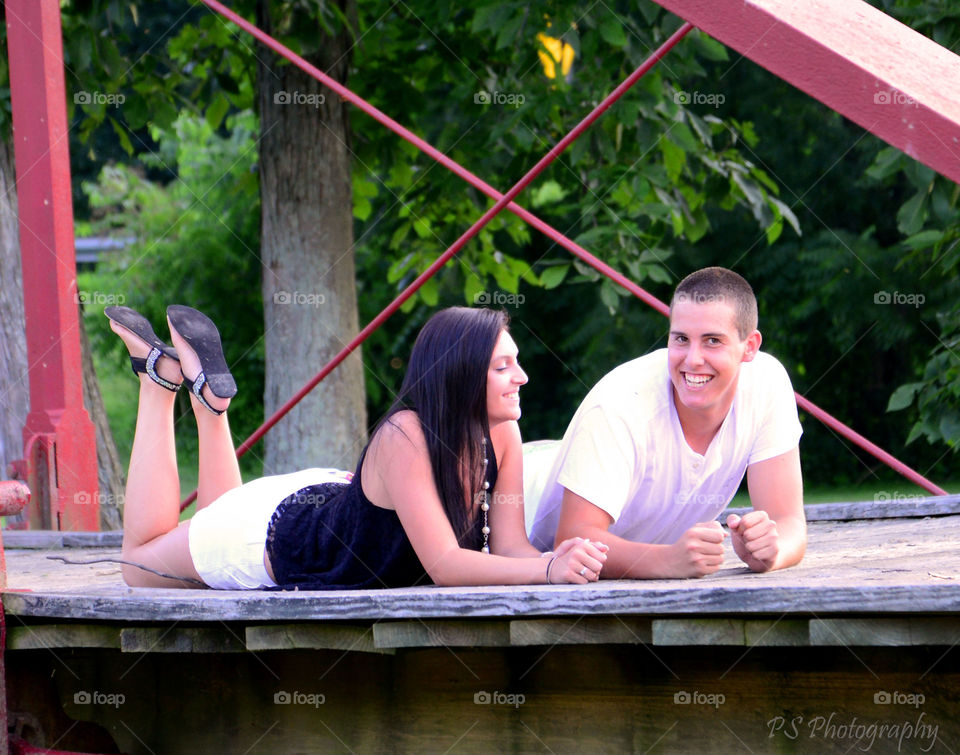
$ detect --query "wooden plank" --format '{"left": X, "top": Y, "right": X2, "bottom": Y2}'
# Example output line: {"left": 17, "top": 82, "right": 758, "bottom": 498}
{"left": 653, "top": 0, "right": 960, "bottom": 184}
{"left": 3, "top": 530, "right": 123, "bottom": 548}
{"left": 723, "top": 493, "right": 960, "bottom": 523}
{"left": 6, "top": 624, "right": 120, "bottom": 650}
{"left": 810, "top": 618, "right": 960, "bottom": 646}
{"left": 4, "top": 516, "right": 960, "bottom": 624}
{"left": 653, "top": 618, "right": 745, "bottom": 645}
{"left": 373, "top": 620, "right": 511, "bottom": 648}
{"left": 744, "top": 619, "right": 809, "bottom": 647}
{"left": 245, "top": 624, "right": 393, "bottom": 654}
{"left": 509, "top": 617, "right": 652, "bottom": 646}
{"left": 120, "top": 627, "right": 247, "bottom": 653}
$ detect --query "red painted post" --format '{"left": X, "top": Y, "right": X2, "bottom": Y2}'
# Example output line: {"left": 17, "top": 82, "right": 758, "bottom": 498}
{"left": 6, "top": 0, "right": 99, "bottom": 531}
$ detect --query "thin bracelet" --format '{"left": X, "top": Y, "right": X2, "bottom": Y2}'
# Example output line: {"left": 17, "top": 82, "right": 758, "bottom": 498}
{"left": 545, "top": 556, "right": 558, "bottom": 584}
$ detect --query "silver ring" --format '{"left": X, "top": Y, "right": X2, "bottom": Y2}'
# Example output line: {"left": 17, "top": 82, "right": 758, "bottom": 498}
{"left": 579, "top": 566, "right": 588, "bottom": 577}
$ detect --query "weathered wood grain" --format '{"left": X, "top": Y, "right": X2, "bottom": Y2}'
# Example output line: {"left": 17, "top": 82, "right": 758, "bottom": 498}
{"left": 244, "top": 623, "right": 391, "bottom": 653}
{"left": 509, "top": 617, "right": 652, "bottom": 645}
{"left": 120, "top": 627, "right": 246, "bottom": 653}
{"left": 3, "top": 516, "right": 960, "bottom": 626}
{"left": 6, "top": 624, "right": 120, "bottom": 650}
{"left": 373, "top": 620, "right": 512, "bottom": 648}
{"left": 810, "top": 618, "right": 960, "bottom": 646}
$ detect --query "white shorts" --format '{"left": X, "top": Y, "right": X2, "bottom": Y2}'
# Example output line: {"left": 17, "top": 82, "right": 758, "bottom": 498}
{"left": 187, "top": 468, "right": 354, "bottom": 590}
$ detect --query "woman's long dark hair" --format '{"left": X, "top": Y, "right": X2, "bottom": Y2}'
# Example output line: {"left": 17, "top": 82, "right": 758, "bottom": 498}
{"left": 372, "top": 307, "right": 508, "bottom": 547}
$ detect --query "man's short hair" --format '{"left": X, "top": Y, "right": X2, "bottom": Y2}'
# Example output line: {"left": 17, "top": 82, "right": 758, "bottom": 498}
{"left": 670, "top": 267, "right": 758, "bottom": 340}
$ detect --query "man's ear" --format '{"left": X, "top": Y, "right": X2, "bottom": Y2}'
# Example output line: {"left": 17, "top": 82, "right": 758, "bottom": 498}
{"left": 741, "top": 330, "right": 762, "bottom": 362}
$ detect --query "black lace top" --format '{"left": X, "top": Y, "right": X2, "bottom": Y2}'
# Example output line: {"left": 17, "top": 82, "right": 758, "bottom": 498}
{"left": 265, "top": 446, "right": 498, "bottom": 591}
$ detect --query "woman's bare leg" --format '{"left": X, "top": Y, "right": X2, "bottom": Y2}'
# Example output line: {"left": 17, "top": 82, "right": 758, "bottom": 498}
{"left": 167, "top": 317, "right": 241, "bottom": 510}
{"left": 111, "top": 322, "right": 203, "bottom": 587}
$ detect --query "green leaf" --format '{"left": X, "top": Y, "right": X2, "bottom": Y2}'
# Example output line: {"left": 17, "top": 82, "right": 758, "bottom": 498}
{"left": 108, "top": 116, "right": 134, "bottom": 156}
{"left": 600, "top": 279, "right": 620, "bottom": 311}
{"left": 887, "top": 382, "right": 924, "bottom": 412}
{"left": 896, "top": 191, "right": 927, "bottom": 236}
{"left": 770, "top": 197, "right": 801, "bottom": 237}
{"left": 531, "top": 180, "right": 568, "bottom": 208}
{"left": 464, "top": 274, "right": 486, "bottom": 305}
{"left": 903, "top": 229, "right": 943, "bottom": 251}
{"left": 693, "top": 33, "right": 728, "bottom": 61}
{"left": 412, "top": 216, "right": 432, "bottom": 239}
{"left": 599, "top": 17, "right": 628, "bottom": 48}
{"left": 660, "top": 137, "right": 685, "bottom": 183}
{"left": 495, "top": 13, "right": 524, "bottom": 51}
{"left": 865, "top": 147, "right": 905, "bottom": 181}
{"left": 419, "top": 275, "right": 439, "bottom": 306}
{"left": 540, "top": 264, "right": 569, "bottom": 289}
{"left": 205, "top": 94, "right": 230, "bottom": 131}
{"left": 353, "top": 196, "right": 372, "bottom": 221}
{"left": 938, "top": 412, "right": 960, "bottom": 445}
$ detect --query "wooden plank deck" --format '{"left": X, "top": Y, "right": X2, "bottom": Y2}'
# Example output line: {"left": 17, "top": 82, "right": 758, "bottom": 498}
{"left": 5, "top": 501, "right": 960, "bottom": 754}
{"left": 4, "top": 501, "right": 960, "bottom": 631}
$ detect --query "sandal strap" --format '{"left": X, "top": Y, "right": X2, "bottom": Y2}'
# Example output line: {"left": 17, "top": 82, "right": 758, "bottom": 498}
{"left": 129, "top": 348, "right": 181, "bottom": 392}
{"left": 183, "top": 371, "right": 226, "bottom": 415}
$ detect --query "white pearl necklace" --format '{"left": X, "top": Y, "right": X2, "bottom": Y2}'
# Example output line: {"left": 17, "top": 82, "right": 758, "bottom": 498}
{"left": 480, "top": 436, "right": 490, "bottom": 553}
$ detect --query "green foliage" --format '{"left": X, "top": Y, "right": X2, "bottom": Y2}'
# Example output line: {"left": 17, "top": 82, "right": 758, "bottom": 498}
{"left": 347, "top": 0, "right": 794, "bottom": 322}
{"left": 78, "top": 111, "right": 264, "bottom": 476}
{"left": 3, "top": 0, "right": 955, "bottom": 485}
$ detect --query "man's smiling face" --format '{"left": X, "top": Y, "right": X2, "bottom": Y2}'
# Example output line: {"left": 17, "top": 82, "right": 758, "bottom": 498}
{"left": 667, "top": 298, "right": 759, "bottom": 421}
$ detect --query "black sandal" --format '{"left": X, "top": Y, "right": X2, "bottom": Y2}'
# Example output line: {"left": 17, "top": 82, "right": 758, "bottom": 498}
{"left": 104, "top": 306, "right": 181, "bottom": 392}
{"left": 166, "top": 305, "right": 237, "bottom": 415}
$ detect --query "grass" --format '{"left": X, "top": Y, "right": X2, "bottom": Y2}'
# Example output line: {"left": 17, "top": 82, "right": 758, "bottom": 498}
{"left": 729, "top": 480, "right": 960, "bottom": 508}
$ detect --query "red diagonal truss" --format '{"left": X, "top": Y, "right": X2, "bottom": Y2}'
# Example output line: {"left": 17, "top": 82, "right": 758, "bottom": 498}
{"left": 192, "top": 0, "right": 947, "bottom": 504}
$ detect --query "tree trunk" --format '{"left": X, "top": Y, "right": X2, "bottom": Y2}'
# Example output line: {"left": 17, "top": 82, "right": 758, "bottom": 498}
{"left": 0, "top": 138, "right": 29, "bottom": 505}
{"left": 256, "top": 1, "right": 366, "bottom": 474}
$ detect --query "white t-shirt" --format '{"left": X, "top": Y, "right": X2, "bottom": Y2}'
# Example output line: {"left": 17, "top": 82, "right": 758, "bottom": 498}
{"left": 525, "top": 349, "right": 802, "bottom": 550}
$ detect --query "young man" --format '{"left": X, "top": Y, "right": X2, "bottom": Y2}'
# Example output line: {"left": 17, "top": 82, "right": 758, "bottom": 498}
{"left": 526, "top": 267, "right": 805, "bottom": 578}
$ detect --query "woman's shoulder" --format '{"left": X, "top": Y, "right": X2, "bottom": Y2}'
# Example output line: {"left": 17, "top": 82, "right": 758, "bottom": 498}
{"left": 490, "top": 420, "right": 522, "bottom": 447}
{"left": 368, "top": 409, "right": 429, "bottom": 463}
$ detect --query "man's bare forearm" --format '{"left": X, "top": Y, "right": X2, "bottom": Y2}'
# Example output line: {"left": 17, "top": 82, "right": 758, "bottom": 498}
{"left": 556, "top": 524, "right": 673, "bottom": 579}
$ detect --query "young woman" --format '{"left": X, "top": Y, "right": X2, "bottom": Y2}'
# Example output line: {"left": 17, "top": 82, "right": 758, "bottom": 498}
{"left": 106, "top": 304, "right": 607, "bottom": 590}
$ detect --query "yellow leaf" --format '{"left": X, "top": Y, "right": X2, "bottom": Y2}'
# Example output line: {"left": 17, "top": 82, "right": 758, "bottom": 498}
{"left": 537, "top": 32, "right": 574, "bottom": 80}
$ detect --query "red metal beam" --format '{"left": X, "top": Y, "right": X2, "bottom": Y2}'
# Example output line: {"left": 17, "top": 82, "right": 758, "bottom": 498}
{"left": 6, "top": 0, "right": 99, "bottom": 530}
{"left": 653, "top": 0, "right": 960, "bottom": 184}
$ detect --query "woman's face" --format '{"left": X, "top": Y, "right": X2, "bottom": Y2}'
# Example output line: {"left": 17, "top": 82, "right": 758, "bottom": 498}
{"left": 486, "top": 330, "right": 528, "bottom": 426}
